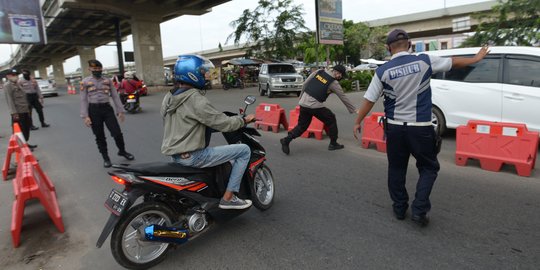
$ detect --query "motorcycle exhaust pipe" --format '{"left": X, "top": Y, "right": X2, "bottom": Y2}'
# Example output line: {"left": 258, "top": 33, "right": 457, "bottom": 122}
{"left": 144, "top": 225, "right": 189, "bottom": 244}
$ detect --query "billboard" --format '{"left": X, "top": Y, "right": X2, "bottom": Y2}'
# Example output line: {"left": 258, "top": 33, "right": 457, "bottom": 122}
{"left": 0, "top": 0, "right": 46, "bottom": 44}
{"left": 315, "top": 0, "right": 343, "bottom": 45}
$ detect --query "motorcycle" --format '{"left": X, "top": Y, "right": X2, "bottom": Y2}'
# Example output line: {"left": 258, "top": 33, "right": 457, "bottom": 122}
{"left": 222, "top": 73, "right": 244, "bottom": 90}
{"left": 123, "top": 90, "right": 141, "bottom": 113}
{"left": 96, "top": 95, "right": 274, "bottom": 269}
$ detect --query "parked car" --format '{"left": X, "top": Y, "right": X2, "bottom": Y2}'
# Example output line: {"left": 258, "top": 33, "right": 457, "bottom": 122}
{"left": 422, "top": 46, "right": 540, "bottom": 136}
{"left": 258, "top": 63, "right": 304, "bottom": 98}
{"left": 35, "top": 77, "right": 58, "bottom": 97}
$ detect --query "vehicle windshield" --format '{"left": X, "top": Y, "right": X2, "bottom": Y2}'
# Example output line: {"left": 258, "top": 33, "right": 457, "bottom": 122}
{"left": 268, "top": 65, "right": 296, "bottom": 74}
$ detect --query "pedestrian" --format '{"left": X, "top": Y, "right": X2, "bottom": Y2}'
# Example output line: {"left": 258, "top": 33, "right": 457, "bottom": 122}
{"left": 19, "top": 69, "right": 50, "bottom": 130}
{"left": 3, "top": 68, "right": 37, "bottom": 149}
{"left": 161, "top": 55, "right": 256, "bottom": 210}
{"left": 80, "top": 60, "right": 135, "bottom": 168}
{"left": 353, "top": 29, "right": 489, "bottom": 226}
{"left": 280, "top": 65, "right": 356, "bottom": 155}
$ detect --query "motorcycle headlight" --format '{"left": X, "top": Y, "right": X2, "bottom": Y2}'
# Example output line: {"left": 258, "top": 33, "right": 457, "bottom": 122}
{"left": 128, "top": 95, "right": 135, "bottom": 99}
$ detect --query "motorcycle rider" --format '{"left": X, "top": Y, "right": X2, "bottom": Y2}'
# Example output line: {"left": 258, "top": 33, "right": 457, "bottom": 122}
{"left": 161, "top": 55, "right": 256, "bottom": 210}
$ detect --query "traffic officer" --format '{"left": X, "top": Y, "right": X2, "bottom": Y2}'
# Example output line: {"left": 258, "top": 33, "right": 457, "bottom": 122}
{"left": 80, "top": 60, "right": 135, "bottom": 168}
{"left": 4, "top": 68, "right": 37, "bottom": 148}
{"left": 19, "top": 69, "right": 50, "bottom": 130}
{"left": 353, "top": 29, "right": 489, "bottom": 226}
{"left": 280, "top": 65, "right": 356, "bottom": 155}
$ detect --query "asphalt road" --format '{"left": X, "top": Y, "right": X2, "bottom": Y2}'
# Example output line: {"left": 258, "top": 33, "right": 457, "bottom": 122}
{"left": 0, "top": 86, "right": 539, "bottom": 270}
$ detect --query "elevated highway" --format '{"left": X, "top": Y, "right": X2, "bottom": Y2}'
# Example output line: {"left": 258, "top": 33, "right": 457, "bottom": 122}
{"left": 1, "top": 0, "right": 231, "bottom": 87}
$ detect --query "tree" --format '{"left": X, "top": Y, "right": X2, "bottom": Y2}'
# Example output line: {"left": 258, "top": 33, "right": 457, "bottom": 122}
{"left": 227, "top": 0, "right": 309, "bottom": 60}
{"left": 461, "top": 0, "right": 540, "bottom": 47}
{"left": 342, "top": 20, "right": 388, "bottom": 65}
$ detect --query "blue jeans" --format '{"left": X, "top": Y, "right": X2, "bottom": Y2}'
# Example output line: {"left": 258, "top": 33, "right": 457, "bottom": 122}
{"left": 171, "top": 144, "right": 251, "bottom": 193}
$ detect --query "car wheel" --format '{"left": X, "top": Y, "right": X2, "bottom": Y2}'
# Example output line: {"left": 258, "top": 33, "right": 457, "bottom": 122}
{"left": 259, "top": 84, "right": 265, "bottom": 96}
{"left": 432, "top": 106, "right": 447, "bottom": 136}
{"left": 267, "top": 84, "right": 274, "bottom": 98}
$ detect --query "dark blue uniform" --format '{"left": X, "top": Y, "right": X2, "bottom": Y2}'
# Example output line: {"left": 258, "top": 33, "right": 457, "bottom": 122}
{"left": 364, "top": 51, "right": 452, "bottom": 218}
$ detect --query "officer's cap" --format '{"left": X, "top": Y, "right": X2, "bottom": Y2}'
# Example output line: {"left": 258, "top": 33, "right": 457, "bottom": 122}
{"left": 386, "top": 29, "right": 409, "bottom": 45}
{"left": 333, "top": 65, "right": 347, "bottom": 79}
{"left": 7, "top": 68, "right": 19, "bottom": 75}
{"left": 88, "top": 59, "right": 103, "bottom": 68}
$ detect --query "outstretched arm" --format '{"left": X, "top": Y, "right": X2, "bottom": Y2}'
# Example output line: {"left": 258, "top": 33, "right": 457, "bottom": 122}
{"left": 451, "top": 46, "right": 490, "bottom": 69}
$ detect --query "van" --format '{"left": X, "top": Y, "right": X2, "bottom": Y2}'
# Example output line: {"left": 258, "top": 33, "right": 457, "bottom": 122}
{"left": 258, "top": 63, "right": 304, "bottom": 98}
{"left": 422, "top": 46, "right": 540, "bottom": 136}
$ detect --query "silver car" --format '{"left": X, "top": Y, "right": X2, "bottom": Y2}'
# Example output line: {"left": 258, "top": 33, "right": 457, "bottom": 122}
{"left": 35, "top": 77, "right": 58, "bottom": 97}
{"left": 258, "top": 63, "right": 303, "bottom": 98}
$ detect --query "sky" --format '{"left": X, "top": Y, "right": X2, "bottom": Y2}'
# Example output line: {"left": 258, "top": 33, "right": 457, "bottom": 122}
{"left": 0, "top": 0, "right": 490, "bottom": 73}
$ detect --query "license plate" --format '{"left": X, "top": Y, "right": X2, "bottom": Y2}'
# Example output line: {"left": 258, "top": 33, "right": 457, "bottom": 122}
{"left": 104, "top": 189, "right": 128, "bottom": 216}
{"left": 127, "top": 99, "right": 136, "bottom": 103}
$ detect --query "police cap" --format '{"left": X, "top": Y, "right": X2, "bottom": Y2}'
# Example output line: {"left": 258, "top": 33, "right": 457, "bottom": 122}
{"left": 88, "top": 59, "right": 103, "bottom": 68}
{"left": 7, "top": 68, "right": 19, "bottom": 75}
{"left": 333, "top": 65, "right": 347, "bottom": 79}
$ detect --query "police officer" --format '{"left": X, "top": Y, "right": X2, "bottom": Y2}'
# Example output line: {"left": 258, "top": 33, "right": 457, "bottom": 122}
{"left": 279, "top": 65, "right": 356, "bottom": 155}
{"left": 353, "top": 29, "right": 489, "bottom": 226}
{"left": 4, "top": 68, "right": 37, "bottom": 148}
{"left": 80, "top": 60, "right": 134, "bottom": 168}
{"left": 19, "top": 69, "right": 50, "bottom": 130}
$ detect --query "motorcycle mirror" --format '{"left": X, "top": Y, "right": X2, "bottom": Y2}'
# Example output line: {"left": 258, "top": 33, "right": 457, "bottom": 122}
{"left": 244, "top": 95, "right": 256, "bottom": 105}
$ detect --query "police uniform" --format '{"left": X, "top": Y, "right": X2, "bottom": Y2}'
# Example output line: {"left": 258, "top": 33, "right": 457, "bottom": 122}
{"left": 80, "top": 60, "right": 134, "bottom": 167}
{"left": 363, "top": 30, "right": 452, "bottom": 222}
{"left": 280, "top": 67, "right": 356, "bottom": 154}
{"left": 4, "top": 69, "right": 33, "bottom": 145}
{"left": 19, "top": 71, "right": 49, "bottom": 129}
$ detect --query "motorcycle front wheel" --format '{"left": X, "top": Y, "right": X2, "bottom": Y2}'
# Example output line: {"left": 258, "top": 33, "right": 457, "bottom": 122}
{"left": 111, "top": 202, "right": 176, "bottom": 270}
{"left": 250, "top": 164, "right": 275, "bottom": 211}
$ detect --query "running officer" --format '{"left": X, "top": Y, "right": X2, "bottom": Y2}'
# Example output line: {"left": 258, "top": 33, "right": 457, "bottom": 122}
{"left": 353, "top": 29, "right": 489, "bottom": 226}
{"left": 80, "top": 60, "right": 135, "bottom": 168}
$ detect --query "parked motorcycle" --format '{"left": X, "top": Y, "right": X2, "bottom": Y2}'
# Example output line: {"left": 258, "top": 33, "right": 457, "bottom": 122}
{"left": 123, "top": 90, "right": 141, "bottom": 113}
{"left": 222, "top": 73, "right": 244, "bottom": 90}
{"left": 96, "top": 95, "right": 274, "bottom": 269}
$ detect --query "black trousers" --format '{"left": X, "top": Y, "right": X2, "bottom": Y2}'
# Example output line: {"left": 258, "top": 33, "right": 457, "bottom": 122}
{"left": 289, "top": 106, "right": 338, "bottom": 142}
{"left": 88, "top": 103, "right": 126, "bottom": 159}
{"left": 11, "top": 113, "right": 31, "bottom": 142}
{"left": 385, "top": 124, "right": 440, "bottom": 216}
{"left": 26, "top": 93, "right": 45, "bottom": 126}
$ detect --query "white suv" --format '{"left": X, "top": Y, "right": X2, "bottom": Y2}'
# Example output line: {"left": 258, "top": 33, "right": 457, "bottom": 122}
{"left": 422, "top": 46, "right": 540, "bottom": 136}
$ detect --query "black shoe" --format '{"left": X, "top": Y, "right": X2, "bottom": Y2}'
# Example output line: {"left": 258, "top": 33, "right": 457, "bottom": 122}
{"left": 42, "top": 123, "right": 50, "bottom": 128}
{"left": 411, "top": 215, "right": 430, "bottom": 227}
{"left": 328, "top": 143, "right": 344, "bottom": 151}
{"left": 103, "top": 159, "right": 112, "bottom": 168}
{"left": 27, "top": 144, "right": 38, "bottom": 149}
{"left": 280, "top": 138, "right": 290, "bottom": 155}
{"left": 118, "top": 151, "right": 135, "bottom": 160}
{"left": 393, "top": 209, "right": 406, "bottom": 220}
{"left": 30, "top": 126, "right": 39, "bottom": 130}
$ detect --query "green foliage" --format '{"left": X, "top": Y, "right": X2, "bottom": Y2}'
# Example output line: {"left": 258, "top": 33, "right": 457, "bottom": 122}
{"left": 339, "top": 70, "right": 374, "bottom": 92}
{"left": 462, "top": 0, "right": 540, "bottom": 46}
{"left": 341, "top": 20, "right": 388, "bottom": 65}
{"left": 227, "top": 0, "right": 308, "bottom": 60}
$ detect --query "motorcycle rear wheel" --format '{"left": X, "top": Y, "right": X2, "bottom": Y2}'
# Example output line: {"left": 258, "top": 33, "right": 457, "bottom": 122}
{"left": 111, "top": 202, "right": 176, "bottom": 270}
{"left": 250, "top": 164, "right": 275, "bottom": 211}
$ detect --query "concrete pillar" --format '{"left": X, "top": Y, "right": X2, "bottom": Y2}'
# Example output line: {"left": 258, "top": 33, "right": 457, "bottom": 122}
{"left": 77, "top": 46, "right": 96, "bottom": 78}
{"left": 131, "top": 15, "right": 164, "bottom": 86}
{"left": 38, "top": 65, "right": 48, "bottom": 79}
{"left": 51, "top": 57, "right": 66, "bottom": 89}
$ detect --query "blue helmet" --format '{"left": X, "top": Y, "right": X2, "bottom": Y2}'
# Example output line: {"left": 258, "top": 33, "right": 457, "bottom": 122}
{"left": 174, "top": 55, "right": 214, "bottom": 89}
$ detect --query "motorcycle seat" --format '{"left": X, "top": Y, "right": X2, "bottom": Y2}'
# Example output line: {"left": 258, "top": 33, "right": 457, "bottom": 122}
{"left": 112, "top": 162, "right": 207, "bottom": 175}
